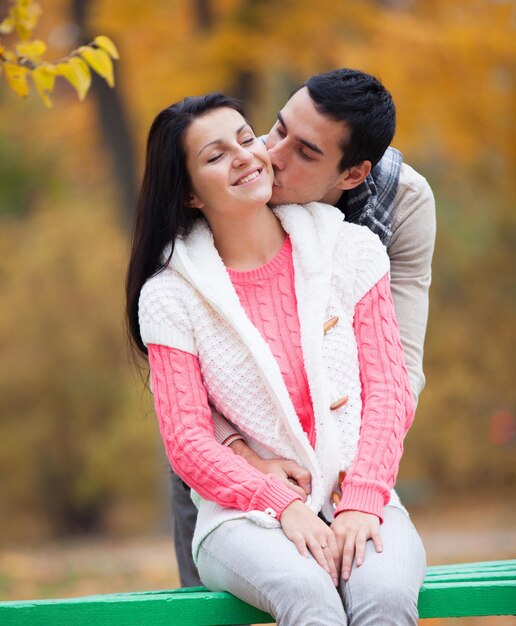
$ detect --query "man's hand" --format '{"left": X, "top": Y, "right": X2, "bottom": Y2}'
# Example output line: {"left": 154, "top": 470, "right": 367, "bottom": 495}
{"left": 331, "top": 510, "right": 382, "bottom": 582}
{"left": 280, "top": 500, "right": 339, "bottom": 586}
{"left": 230, "top": 439, "right": 311, "bottom": 500}
{"left": 253, "top": 458, "right": 311, "bottom": 500}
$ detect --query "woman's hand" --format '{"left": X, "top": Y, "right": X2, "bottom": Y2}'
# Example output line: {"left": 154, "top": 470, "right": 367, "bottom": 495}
{"left": 330, "top": 510, "right": 382, "bottom": 582}
{"left": 230, "top": 440, "right": 311, "bottom": 500}
{"left": 280, "top": 500, "right": 339, "bottom": 586}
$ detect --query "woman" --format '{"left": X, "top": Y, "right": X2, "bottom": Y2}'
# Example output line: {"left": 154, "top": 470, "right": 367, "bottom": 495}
{"left": 126, "top": 93, "right": 425, "bottom": 625}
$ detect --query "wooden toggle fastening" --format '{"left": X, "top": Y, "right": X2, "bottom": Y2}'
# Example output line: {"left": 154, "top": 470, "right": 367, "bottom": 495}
{"left": 323, "top": 316, "right": 339, "bottom": 334}
{"left": 331, "top": 470, "right": 347, "bottom": 508}
{"left": 330, "top": 395, "right": 349, "bottom": 411}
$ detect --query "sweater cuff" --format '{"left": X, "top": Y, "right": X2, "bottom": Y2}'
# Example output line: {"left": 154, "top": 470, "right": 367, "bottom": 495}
{"left": 211, "top": 407, "right": 242, "bottom": 445}
{"left": 334, "top": 482, "right": 387, "bottom": 523}
{"left": 249, "top": 475, "right": 302, "bottom": 519}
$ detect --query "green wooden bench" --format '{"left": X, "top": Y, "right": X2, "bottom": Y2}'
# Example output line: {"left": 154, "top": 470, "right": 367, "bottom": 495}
{"left": 0, "top": 559, "right": 514, "bottom": 625}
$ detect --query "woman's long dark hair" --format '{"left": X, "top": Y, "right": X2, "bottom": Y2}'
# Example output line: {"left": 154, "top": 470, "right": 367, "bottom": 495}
{"left": 126, "top": 93, "right": 246, "bottom": 357}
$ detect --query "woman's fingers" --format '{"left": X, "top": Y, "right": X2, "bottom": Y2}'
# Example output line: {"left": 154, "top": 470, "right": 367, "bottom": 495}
{"left": 354, "top": 531, "right": 367, "bottom": 567}
{"left": 307, "top": 536, "right": 339, "bottom": 586}
{"left": 371, "top": 528, "right": 383, "bottom": 554}
{"left": 342, "top": 527, "right": 381, "bottom": 577}
{"left": 330, "top": 510, "right": 382, "bottom": 580}
{"left": 290, "top": 532, "right": 309, "bottom": 559}
{"left": 279, "top": 501, "right": 338, "bottom": 585}
{"left": 308, "top": 541, "right": 330, "bottom": 572}
{"left": 289, "top": 530, "right": 338, "bottom": 586}
{"left": 326, "top": 533, "right": 341, "bottom": 585}
{"left": 341, "top": 532, "right": 357, "bottom": 581}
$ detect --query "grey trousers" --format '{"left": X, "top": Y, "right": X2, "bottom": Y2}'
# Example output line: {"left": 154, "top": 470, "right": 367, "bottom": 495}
{"left": 170, "top": 470, "right": 202, "bottom": 587}
{"left": 197, "top": 506, "right": 426, "bottom": 626}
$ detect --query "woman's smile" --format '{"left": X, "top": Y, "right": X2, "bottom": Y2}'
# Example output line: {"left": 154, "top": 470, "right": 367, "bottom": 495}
{"left": 232, "top": 167, "right": 263, "bottom": 186}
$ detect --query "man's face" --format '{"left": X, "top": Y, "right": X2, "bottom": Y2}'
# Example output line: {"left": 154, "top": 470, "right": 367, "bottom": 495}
{"left": 266, "top": 87, "right": 351, "bottom": 206}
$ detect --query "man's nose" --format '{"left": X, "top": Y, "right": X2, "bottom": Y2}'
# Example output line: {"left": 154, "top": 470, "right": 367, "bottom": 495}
{"left": 268, "top": 140, "right": 286, "bottom": 170}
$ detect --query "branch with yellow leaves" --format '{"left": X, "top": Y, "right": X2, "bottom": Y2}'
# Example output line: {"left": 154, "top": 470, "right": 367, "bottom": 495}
{"left": 0, "top": 0, "right": 119, "bottom": 107}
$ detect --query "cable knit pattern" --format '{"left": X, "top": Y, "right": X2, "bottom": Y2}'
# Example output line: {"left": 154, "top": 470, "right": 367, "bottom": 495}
{"left": 149, "top": 344, "right": 302, "bottom": 517}
{"left": 334, "top": 274, "right": 415, "bottom": 520}
{"left": 139, "top": 202, "right": 411, "bottom": 560}
{"left": 228, "top": 236, "right": 316, "bottom": 446}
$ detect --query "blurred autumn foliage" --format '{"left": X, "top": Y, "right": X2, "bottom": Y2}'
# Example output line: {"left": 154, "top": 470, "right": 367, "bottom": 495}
{"left": 0, "top": 0, "right": 514, "bottom": 541}
{"left": 0, "top": 0, "right": 119, "bottom": 106}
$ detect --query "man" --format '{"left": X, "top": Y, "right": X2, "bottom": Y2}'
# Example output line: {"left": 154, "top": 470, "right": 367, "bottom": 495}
{"left": 171, "top": 68, "right": 435, "bottom": 624}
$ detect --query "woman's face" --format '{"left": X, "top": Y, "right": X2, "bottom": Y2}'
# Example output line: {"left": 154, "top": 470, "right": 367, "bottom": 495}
{"left": 184, "top": 107, "right": 274, "bottom": 219}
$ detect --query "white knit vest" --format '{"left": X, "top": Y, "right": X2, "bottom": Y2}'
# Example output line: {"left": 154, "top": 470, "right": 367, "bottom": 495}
{"left": 139, "top": 202, "right": 396, "bottom": 559}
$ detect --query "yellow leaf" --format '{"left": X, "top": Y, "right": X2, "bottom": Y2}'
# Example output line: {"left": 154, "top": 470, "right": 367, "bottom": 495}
{"left": 78, "top": 46, "right": 114, "bottom": 87}
{"left": 2, "top": 49, "right": 17, "bottom": 63}
{"left": 55, "top": 57, "right": 91, "bottom": 100}
{"left": 32, "top": 64, "right": 55, "bottom": 108}
{"left": 11, "top": 0, "right": 41, "bottom": 39}
{"left": 16, "top": 39, "right": 47, "bottom": 63}
{"left": 3, "top": 63, "right": 30, "bottom": 98}
{"left": 93, "top": 35, "right": 119, "bottom": 60}
{"left": 0, "top": 17, "right": 15, "bottom": 35}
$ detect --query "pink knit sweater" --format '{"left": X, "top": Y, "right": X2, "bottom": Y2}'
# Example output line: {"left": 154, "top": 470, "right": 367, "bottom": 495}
{"left": 227, "top": 237, "right": 315, "bottom": 447}
{"left": 148, "top": 237, "right": 411, "bottom": 521}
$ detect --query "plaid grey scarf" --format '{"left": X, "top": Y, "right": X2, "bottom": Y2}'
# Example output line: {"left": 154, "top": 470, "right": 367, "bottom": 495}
{"left": 339, "top": 147, "right": 403, "bottom": 247}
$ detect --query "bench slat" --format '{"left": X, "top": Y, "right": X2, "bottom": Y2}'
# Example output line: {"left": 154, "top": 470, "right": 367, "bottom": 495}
{"left": 0, "top": 560, "right": 514, "bottom": 624}
{"left": 425, "top": 570, "right": 516, "bottom": 583}
{"left": 425, "top": 559, "right": 516, "bottom": 575}
{"left": 418, "top": 580, "right": 516, "bottom": 618}
{"left": 0, "top": 592, "right": 275, "bottom": 626}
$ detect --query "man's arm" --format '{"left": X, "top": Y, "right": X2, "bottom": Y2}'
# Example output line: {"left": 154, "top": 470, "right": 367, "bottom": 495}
{"left": 211, "top": 407, "right": 311, "bottom": 498}
{"left": 211, "top": 407, "right": 245, "bottom": 446}
{"left": 387, "top": 163, "right": 436, "bottom": 404}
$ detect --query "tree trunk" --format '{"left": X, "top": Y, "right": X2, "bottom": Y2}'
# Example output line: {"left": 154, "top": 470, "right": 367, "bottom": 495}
{"left": 194, "top": 0, "right": 214, "bottom": 31}
{"left": 71, "top": 0, "right": 138, "bottom": 232}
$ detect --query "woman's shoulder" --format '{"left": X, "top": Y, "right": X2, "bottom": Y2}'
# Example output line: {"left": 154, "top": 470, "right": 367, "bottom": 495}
{"left": 335, "top": 219, "right": 388, "bottom": 253}
{"left": 139, "top": 264, "right": 195, "bottom": 312}
{"left": 330, "top": 220, "right": 390, "bottom": 304}
{"left": 138, "top": 264, "right": 198, "bottom": 350}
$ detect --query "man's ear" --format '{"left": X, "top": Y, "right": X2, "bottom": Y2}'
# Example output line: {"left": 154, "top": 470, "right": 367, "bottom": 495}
{"left": 336, "top": 160, "right": 372, "bottom": 191}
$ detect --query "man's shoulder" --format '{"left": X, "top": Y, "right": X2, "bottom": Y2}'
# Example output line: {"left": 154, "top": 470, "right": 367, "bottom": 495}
{"left": 397, "top": 161, "right": 433, "bottom": 198}
{"left": 391, "top": 161, "right": 435, "bottom": 224}
{"left": 389, "top": 161, "right": 436, "bottom": 251}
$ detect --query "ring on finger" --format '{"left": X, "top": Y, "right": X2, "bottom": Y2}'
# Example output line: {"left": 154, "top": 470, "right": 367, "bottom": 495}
{"left": 320, "top": 544, "right": 328, "bottom": 549}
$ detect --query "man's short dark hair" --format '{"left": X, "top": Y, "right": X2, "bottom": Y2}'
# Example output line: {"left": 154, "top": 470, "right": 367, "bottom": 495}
{"left": 305, "top": 68, "right": 396, "bottom": 172}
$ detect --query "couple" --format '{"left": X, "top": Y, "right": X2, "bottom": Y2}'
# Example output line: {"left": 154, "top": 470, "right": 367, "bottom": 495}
{"left": 126, "top": 68, "right": 435, "bottom": 625}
